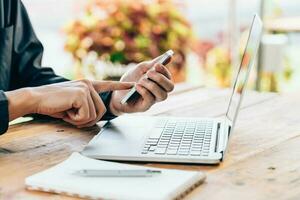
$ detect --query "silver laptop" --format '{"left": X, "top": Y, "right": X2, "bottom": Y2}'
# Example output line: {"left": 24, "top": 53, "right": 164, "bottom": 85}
{"left": 82, "top": 15, "right": 263, "bottom": 164}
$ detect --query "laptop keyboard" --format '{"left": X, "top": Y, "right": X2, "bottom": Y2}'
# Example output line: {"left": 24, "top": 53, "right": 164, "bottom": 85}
{"left": 141, "top": 119, "right": 214, "bottom": 157}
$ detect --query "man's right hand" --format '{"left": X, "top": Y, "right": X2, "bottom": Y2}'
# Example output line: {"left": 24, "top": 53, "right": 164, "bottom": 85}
{"left": 5, "top": 80, "right": 133, "bottom": 128}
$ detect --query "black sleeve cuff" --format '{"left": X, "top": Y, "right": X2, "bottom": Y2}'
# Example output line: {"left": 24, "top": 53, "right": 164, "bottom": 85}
{"left": 99, "top": 92, "right": 117, "bottom": 121}
{"left": 0, "top": 91, "right": 9, "bottom": 135}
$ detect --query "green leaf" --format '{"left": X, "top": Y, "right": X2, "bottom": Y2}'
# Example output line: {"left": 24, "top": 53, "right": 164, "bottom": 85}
{"left": 110, "top": 51, "right": 126, "bottom": 63}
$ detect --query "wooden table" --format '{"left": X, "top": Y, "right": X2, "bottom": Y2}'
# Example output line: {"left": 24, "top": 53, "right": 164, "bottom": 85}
{"left": 1, "top": 83, "right": 300, "bottom": 200}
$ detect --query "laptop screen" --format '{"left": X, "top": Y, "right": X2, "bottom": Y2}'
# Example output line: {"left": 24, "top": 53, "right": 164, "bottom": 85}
{"left": 225, "top": 15, "right": 263, "bottom": 130}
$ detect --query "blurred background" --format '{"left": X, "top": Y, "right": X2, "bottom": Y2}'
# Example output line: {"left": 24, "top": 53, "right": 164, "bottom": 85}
{"left": 22, "top": 0, "right": 300, "bottom": 93}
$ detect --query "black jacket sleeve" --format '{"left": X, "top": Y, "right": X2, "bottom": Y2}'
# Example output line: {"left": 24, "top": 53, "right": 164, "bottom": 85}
{"left": 9, "top": 1, "right": 67, "bottom": 88}
{"left": 0, "top": 0, "right": 115, "bottom": 135}
{"left": 0, "top": 91, "right": 9, "bottom": 134}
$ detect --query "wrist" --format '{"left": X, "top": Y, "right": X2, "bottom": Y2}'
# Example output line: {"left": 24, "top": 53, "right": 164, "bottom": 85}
{"left": 25, "top": 88, "right": 40, "bottom": 114}
{"left": 5, "top": 88, "right": 39, "bottom": 121}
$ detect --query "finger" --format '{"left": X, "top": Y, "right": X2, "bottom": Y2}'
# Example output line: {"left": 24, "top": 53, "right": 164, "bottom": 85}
{"left": 154, "top": 63, "right": 172, "bottom": 80}
{"left": 77, "top": 107, "right": 104, "bottom": 128}
{"left": 147, "top": 70, "right": 174, "bottom": 92}
{"left": 63, "top": 115, "right": 88, "bottom": 126}
{"left": 140, "top": 53, "right": 173, "bottom": 72}
{"left": 92, "top": 81, "right": 134, "bottom": 93}
{"left": 139, "top": 55, "right": 164, "bottom": 72}
{"left": 139, "top": 78, "right": 168, "bottom": 102}
{"left": 63, "top": 111, "right": 93, "bottom": 126}
{"left": 90, "top": 86, "right": 107, "bottom": 122}
{"left": 86, "top": 91, "right": 97, "bottom": 122}
{"left": 65, "top": 96, "right": 90, "bottom": 124}
{"left": 135, "top": 84, "right": 155, "bottom": 110}
{"left": 80, "top": 89, "right": 107, "bottom": 128}
{"left": 84, "top": 80, "right": 107, "bottom": 123}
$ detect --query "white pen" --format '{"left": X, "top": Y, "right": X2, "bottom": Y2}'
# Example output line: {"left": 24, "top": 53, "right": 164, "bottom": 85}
{"left": 74, "top": 169, "right": 162, "bottom": 177}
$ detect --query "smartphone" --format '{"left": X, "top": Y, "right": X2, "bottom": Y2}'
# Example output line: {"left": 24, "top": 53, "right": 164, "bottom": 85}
{"left": 121, "top": 50, "right": 174, "bottom": 105}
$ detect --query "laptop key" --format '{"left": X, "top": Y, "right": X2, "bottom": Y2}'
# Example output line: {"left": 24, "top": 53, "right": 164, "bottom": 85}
{"left": 167, "top": 147, "right": 178, "bottom": 151}
{"left": 181, "top": 141, "right": 192, "bottom": 145}
{"left": 146, "top": 142, "right": 158, "bottom": 146}
{"left": 155, "top": 148, "right": 166, "bottom": 155}
{"left": 179, "top": 144, "right": 190, "bottom": 148}
{"left": 179, "top": 144, "right": 191, "bottom": 148}
{"left": 158, "top": 141, "right": 168, "bottom": 145}
{"left": 149, "top": 146, "right": 156, "bottom": 151}
{"left": 203, "top": 147, "right": 210, "bottom": 151}
{"left": 193, "top": 139, "right": 203, "bottom": 142}
{"left": 167, "top": 144, "right": 178, "bottom": 149}
{"left": 190, "top": 151, "right": 201, "bottom": 156}
{"left": 166, "top": 149, "right": 178, "bottom": 155}
{"left": 172, "top": 138, "right": 182, "bottom": 141}
{"left": 178, "top": 151, "right": 189, "bottom": 155}
{"left": 158, "top": 142, "right": 169, "bottom": 146}
{"left": 191, "top": 144, "right": 202, "bottom": 148}
{"left": 192, "top": 149, "right": 202, "bottom": 153}
{"left": 172, "top": 135, "right": 182, "bottom": 138}
{"left": 169, "top": 141, "right": 180, "bottom": 145}
{"left": 146, "top": 138, "right": 159, "bottom": 142}
{"left": 158, "top": 140, "right": 169, "bottom": 144}
{"left": 191, "top": 145, "right": 202, "bottom": 149}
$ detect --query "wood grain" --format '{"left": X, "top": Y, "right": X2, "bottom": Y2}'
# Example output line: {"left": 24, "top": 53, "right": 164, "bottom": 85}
{"left": 1, "top": 84, "right": 299, "bottom": 200}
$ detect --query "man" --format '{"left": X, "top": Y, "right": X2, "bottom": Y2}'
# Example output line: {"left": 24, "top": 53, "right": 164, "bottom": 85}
{"left": 0, "top": 0, "right": 174, "bottom": 134}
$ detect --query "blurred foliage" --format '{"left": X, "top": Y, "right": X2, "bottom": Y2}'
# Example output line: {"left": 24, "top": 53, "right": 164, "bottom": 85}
{"left": 205, "top": 47, "right": 232, "bottom": 87}
{"left": 260, "top": 56, "right": 294, "bottom": 92}
{"left": 64, "top": 0, "right": 194, "bottom": 74}
{"left": 264, "top": 0, "right": 282, "bottom": 20}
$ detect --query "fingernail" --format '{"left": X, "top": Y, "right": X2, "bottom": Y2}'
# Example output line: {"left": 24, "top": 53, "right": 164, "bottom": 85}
{"left": 155, "top": 64, "right": 163, "bottom": 70}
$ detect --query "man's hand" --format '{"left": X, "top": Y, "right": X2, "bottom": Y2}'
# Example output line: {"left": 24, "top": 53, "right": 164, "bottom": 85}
{"left": 109, "top": 56, "right": 175, "bottom": 115}
{"left": 6, "top": 80, "right": 133, "bottom": 127}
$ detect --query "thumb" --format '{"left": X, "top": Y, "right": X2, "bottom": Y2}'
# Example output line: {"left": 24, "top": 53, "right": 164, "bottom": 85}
{"left": 92, "top": 81, "right": 134, "bottom": 93}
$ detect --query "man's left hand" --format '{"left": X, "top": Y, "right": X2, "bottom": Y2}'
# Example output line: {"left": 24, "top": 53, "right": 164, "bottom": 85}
{"left": 109, "top": 56, "right": 174, "bottom": 115}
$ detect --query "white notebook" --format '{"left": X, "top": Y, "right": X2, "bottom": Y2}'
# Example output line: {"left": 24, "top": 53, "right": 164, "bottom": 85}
{"left": 25, "top": 153, "right": 206, "bottom": 200}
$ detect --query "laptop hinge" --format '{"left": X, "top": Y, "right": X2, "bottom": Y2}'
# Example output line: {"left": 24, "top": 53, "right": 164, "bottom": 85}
{"left": 214, "top": 123, "right": 221, "bottom": 153}
{"left": 215, "top": 120, "right": 230, "bottom": 156}
{"left": 220, "top": 124, "right": 231, "bottom": 161}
